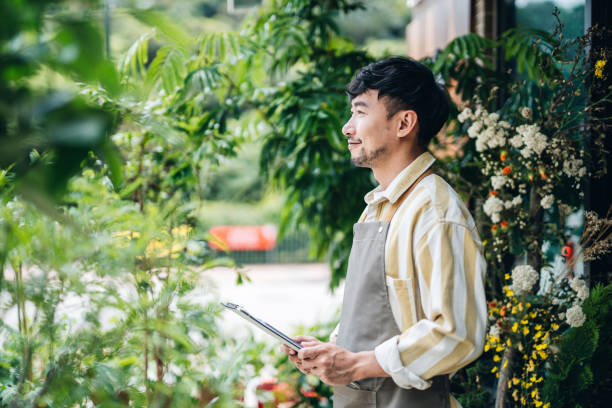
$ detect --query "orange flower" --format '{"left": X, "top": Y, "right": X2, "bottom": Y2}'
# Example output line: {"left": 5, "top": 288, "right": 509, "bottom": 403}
{"left": 500, "top": 221, "right": 509, "bottom": 231}
{"left": 500, "top": 305, "right": 507, "bottom": 317}
{"left": 490, "top": 191, "right": 499, "bottom": 196}
{"left": 561, "top": 244, "right": 573, "bottom": 259}
{"left": 500, "top": 151, "right": 508, "bottom": 162}
{"left": 528, "top": 173, "right": 534, "bottom": 181}
{"left": 503, "top": 166, "right": 512, "bottom": 175}
{"left": 540, "top": 171, "right": 548, "bottom": 179}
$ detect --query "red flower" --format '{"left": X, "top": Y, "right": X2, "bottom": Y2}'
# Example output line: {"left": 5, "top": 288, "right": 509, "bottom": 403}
{"left": 302, "top": 391, "right": 319, "bottom": 398}
{"left": 503, "top": 166, "right": 512, "bottom": 175}
{"left": 561, "top": 244, "right": 573, "bottom": 259}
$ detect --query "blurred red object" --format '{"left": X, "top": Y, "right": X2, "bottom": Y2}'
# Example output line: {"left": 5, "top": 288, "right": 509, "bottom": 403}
{"left": 208, "top": 224, "right": 278, "bottom": 251}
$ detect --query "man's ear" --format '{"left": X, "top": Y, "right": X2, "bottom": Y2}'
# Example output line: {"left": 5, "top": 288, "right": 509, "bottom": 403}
{"left": 397, "top": 110, "right": 418, "bottom": 139}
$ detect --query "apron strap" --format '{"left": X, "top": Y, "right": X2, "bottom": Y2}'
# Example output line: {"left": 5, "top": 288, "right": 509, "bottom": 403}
{"left": 380, "top": 169, "right": 434, "bottom": 223}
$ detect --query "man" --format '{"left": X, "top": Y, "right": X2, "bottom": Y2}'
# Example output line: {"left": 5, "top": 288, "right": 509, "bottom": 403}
{"left": 281, "top": 57, "right": 487, "bottom": 407}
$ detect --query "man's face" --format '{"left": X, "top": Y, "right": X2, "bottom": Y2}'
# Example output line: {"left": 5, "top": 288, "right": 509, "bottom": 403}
{"left": 342, "top": 89, "right": 396, "bottom": 168}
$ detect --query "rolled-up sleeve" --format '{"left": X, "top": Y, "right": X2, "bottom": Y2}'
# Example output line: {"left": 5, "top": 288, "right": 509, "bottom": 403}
{"left": 374, "top": 221, "right": 487, "bottom": 389}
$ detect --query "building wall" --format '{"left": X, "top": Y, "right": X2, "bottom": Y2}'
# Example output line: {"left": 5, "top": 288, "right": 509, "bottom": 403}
{"left": 405, "top": 0, "right": 471, "bottom": 59}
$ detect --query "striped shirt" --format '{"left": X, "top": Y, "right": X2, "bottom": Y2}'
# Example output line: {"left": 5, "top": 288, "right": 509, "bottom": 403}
{"left": 349, "top": 152, "right": 487, "bottom": 399}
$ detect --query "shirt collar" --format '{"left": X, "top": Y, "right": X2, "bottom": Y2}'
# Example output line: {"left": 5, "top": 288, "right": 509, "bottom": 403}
{"left": 364, "top": 151, "right": 435, "bottom": 205}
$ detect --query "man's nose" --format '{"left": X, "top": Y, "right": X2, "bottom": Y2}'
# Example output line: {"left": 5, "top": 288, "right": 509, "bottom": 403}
{"left": 342, "top": 119, "right": 355, "bottom": 137}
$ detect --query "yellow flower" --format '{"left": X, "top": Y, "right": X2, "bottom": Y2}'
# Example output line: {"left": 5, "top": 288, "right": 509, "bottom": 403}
{"left": 535, "top": 343, "right": 548, "bottom": 350}
{"left": 512, "top": 377, "right": 520, "bottom": 385}
{"left": 595, "top": 59, "right": 607, "bottom": 78}
{"left": 496, "top": 344, "right": 505, "bottom": 352}
{"left": 521, "top": 396, "right": 527, "bottom": 405}
{"left": 505, "top": 273, "right": 510, "bottom": 280}
{"left": 506, "top": 338, "right": 512, "bottom": 346}
{"left": 530, "top": 311, "right": 537, "bottom": 318}
{"left": 551, "top": 323, "right": 560, "bottom": 330}
{"left": 523, "top": 326, "right": 530, "bottom": 335}
{"left": 171, "top": 224, "right": 193, "bottom": 237}
{"left": 544, "top": 403, "right": 550, "bottom": 408}
{"left": 503, "top": 359, "right": 508, "bottom": 369}
{"left": 518, "top": 303, "right": 524, "bottom": 312}
{"left": 484, "top": 343, "right": 491, "bottom": 352}
{"left": 535, "top": 401, "right": 543, "bottom": 407}
{"left": 535, "top": 331, "right": 543, "bottom": 339}
{"left": 493, "top": 354, "right": 501, "bottom": 362}
{"left": 512, "top": 389, "right": 519, "bottom": 401}
{"left": 538, "top": 351, "right": 548, "bottom": 360}
{"left": 512, "top": 322, "right": 519, "bottom": 332}
{"left": 521, "top": 319, "right": 528, "bottom": 325}
{"left": 491, "top": 366, "right": 498, "bottom": 373}
{"left": 535, "top": 324, "right": 542, "bottom": 330}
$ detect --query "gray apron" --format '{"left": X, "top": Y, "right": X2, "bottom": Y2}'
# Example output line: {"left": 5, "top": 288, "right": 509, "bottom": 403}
{"left": 333, "top": 169, "right": 450, "bottom": 408}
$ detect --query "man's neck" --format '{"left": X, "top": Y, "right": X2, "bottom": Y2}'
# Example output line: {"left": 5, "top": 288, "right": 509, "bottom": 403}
{"left": 372, "top": 149, "right": 424, "bottom": 190}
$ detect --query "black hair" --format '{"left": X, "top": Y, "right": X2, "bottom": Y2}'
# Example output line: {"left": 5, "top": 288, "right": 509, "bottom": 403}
{"left": 345, "top": 56, "right": 450, "bottom": 149}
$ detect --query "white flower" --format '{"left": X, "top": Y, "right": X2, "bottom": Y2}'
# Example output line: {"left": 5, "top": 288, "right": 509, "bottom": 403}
{"left": 509, "top": 134, "right": 523, "bottom": 148}
{"left": 566, "top": 304, "right": 587, "bottom": 328}
{"left": 483, "top": 196, "right": 504, "bottom": 223}
{"left": 511, "top": 196, "right": 523, "bottom": 206}
{"left": 570, "top": 278, "right": 590, "bottom": 300}
{"left": 521, "top": 107, "right": 533, "bottom": 120}
{"left": 491, "top": 175, "right": 508, "bottom": 190}
{"left": 540, "top": 194, "right": 554, "bottom": 209}
{"left": 489, "top": 325, "right": 501, "bottom": 338}
{"left": 467, "top": 121, "right": 483, "bottom": 138}
{"left": 458, "top": 108, "right": 473, "bottom": 123}
{"left": 510, "top": 264, "right": 539, "bottom": 295}
{"left": 563, "top": 157, "right": 585, "bottom": 178}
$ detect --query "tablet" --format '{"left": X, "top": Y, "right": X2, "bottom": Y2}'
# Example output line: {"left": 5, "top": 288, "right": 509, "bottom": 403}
{"left": 221, "top": 302, "right": 303, "bottom": 352}
{"left": 221, "top": 302, "right": 361, "bottom": 390}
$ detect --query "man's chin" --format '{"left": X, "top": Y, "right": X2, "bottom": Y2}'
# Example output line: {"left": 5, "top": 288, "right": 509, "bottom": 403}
{"left": 350, "top": 156, "right": 370, "bottom": 168}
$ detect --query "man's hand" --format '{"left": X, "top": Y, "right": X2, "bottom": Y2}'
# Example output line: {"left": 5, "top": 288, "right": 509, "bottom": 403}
{"left": 281, "top": 337, "right": 390, "bottom": 386}
{"left": 280, "top": 335, "right": 321, "bottom": 375}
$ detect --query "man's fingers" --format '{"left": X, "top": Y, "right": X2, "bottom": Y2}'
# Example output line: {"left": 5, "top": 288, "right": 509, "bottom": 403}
{"left": 292, "top": 335, "right": 319, "bottom": 344}
{"left": 298, "top": 344, "right": 324, "bottom": 360}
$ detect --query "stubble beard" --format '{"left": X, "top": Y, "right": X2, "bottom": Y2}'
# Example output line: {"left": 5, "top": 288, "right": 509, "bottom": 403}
{"left": 351, "top": 146, "right": 388, "bottom": 167}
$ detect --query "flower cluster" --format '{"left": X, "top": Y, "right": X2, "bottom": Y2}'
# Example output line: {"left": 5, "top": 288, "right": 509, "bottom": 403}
{"left": 510, "top": 265, "right": 539, "bottom": 295}
{"left": 458, "top": 104, "right": 588, "bottom": 264}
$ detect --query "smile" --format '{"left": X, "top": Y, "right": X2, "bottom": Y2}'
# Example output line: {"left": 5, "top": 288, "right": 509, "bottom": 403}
{"left": 347, "top": 139, "right": 362, "bottom": 150}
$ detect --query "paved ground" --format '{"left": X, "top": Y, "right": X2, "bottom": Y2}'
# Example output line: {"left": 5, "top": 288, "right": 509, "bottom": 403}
{"left": 205, "top": 263, "right": 343, "bottom": 343}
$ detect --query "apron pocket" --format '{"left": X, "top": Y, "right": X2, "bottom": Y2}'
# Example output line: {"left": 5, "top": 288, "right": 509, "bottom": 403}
{"left": 332, "top": 385, "right": 376, "bottom": 408}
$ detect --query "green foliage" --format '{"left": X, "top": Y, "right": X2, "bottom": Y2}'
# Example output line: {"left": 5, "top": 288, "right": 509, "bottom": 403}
{"left": 0, "top": 0, "right": 122, "bottom": 201}
{"left": 542, "top": 284, "right": 612, "bottom": 408}
{"left": 255, "top": 0, "right": 375, "bottom": 288}
{"left": 450, "top": 357, "right": 495, "bottom": 408}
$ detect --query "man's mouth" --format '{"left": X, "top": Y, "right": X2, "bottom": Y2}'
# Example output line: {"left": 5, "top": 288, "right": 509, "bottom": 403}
{"left": 347, "top": 139, "right": 361, "bottom": 150}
